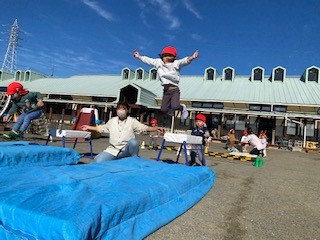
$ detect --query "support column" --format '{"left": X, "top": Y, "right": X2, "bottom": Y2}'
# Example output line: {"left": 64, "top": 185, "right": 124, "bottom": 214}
{"left": 271, "top": 116, "right": 276, "bottom": 145}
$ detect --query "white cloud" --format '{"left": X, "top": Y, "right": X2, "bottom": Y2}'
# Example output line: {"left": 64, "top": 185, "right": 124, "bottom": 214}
{"left": 152, "top": 0, "right": 181, "bottom": 29}
{"left": 81, "top": 0, "right": 115, "bottom": 21}
{"left": 137, "top": 0, "right": 181, "bottom": 30}
{"left": 182, "top": 0, "right": 202, "bottom": 20}
{"left": 191, "top": 33, "right": 202, "bottom": 41}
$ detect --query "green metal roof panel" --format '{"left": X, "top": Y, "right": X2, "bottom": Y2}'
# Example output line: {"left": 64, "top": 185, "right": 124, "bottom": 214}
{"left": 1, "top": 72, "right": 320, "bottom": 107}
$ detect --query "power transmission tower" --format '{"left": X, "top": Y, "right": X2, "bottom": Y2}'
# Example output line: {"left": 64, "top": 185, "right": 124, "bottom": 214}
{"left": 1, "top": 19, "right": 19, "bottom": 73}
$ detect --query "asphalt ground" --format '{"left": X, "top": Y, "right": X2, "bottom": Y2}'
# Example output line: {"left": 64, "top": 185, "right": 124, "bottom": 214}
{"left": 1, "top": 131, "right": 320, "bottom": 240}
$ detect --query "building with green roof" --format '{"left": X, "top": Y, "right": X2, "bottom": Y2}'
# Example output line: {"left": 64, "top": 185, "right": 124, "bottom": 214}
{"left": 1, "top": 65, "right": 320, "bottom": 146}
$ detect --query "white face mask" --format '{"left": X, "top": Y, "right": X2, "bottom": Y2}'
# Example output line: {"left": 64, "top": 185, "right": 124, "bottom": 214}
{"left": 117, "top": 109, "right": 127, "bottom": 118}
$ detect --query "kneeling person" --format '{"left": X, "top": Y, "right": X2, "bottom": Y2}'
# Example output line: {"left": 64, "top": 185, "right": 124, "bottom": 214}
{"left": 81, "top": 101, "right": 164, "bottom": 162}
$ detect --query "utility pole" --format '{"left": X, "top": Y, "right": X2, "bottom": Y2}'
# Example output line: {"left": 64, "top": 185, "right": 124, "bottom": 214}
{"left": 1, "top": 19, "right": 19, "bottom": 73}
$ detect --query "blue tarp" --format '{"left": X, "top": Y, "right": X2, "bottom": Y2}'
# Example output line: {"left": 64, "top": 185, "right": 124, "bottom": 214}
{"left": 0, "top": 157, "right": 215, "bottom": 240}
{"left": 0, "top": 141, "right": 80, "bottom": 167}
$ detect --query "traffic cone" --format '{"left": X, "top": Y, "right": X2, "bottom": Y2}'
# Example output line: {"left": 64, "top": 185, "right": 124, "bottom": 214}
{"left": 141, "top": 141, "right": 145, "bottom": 149}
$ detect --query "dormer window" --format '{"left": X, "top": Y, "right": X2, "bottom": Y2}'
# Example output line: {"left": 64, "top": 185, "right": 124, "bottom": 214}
{"left": 274, "top": 69, "right": 284, "bottom": 81}
{"left": 137, "top": 69, "right": 143, "bottom": 80}
{"left": 272, "top": 67, "right": 286, "bottom": 82}
{"left": 207, "top": 68, "right": 214, "bottom": 80}
{"left": 208, "top": 70, "right": 214, "bottom": 80}
{"left": 252, "top": 67, "right": 264, "bottom": 81}
{"left": 123, "top": 69, "right": 129, "bottom": 80}
{"left": 307, "top": 67, "right": 319, "bottom": 82}
{"left": 225, "top": 69, "right": 232, "bottom": 80}
{"left": 15, "top": 70, "right": 22, "bottom": 81}
{"left": 223, "top": 67, "right": 234, "bottom": 81}
{"left": 204, "top": 67, "right": 217, "bottom": 80}
{"left": 150, "top": 69, "right": 157, "bottom": 80}
{"left": 25, "top": 70, "right": 31, "bottom": 81}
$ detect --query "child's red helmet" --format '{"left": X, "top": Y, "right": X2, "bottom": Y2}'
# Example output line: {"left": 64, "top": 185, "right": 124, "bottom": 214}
{"left": 150, "top": 119, "right": 158, "bottom": 125}
{"left": 161, "top": 46, "right": 177, "bottom": 57}
{"left": 195, "top": 113, "right": 206, "bottom": 123}
{"left": 6, "top": 82, "right": 29, "bottom": 96}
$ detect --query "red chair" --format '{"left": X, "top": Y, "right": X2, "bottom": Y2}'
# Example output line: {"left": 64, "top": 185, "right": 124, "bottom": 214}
{"left": 46, "top": 108, "right": 95, "bottom": 158}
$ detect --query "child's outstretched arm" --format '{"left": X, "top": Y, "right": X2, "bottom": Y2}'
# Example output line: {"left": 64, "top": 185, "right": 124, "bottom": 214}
{"left": 133, "top": 50, "right": 141, "bottom": 60}
{"left": 187, "top": 50, "right": 199, "bottom": 63}
{"left": 133, "top": 49, "right": 160, "bottom": 67}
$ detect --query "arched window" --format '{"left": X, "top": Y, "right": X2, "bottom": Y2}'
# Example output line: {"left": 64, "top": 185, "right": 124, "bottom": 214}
{"left": 15, "top": 70, "right": 22, "bottom": 81}
{"left": 204, "top": 67, "right": 217, "bottom": 80}
{"left": 307, "top": 67, "right": 319, "bottom": 82}
{"left": 274, "top": 68, "right": 285, "bottom": 81}
{"left": 150, "top": 69, "right": 157, "bottom": 80}
{"left": 271, "top": 66, "right": 286, "bottom": 82}
{"left": 207, "top": 68, "right": 214, "bottom": 80}
{"left": 137, "top": 69, "right": 143, "bottom": 80}
{"left": 253, "top": 68, "right": 263, "bottom": 81}
{"left": 224, "top": 68, "right": 234, "bottom": 81}
{"left": 25, "top": 70, "right": 31, "bottom": 81}
{"left": 123, "top": 69, "right": 129, "bottom": 80}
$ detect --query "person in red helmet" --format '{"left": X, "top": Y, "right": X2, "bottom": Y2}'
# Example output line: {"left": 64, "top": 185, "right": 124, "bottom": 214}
{"left": 149, "top": 118, "right": 159, "bottom": 150}
{"left": 2, "top": 82, "right": 44, "bottom": 140}
{"left": 239, "top": 130, "right": 249, "bottom": 152}
{"left": 189, "top": 113, "right": 210, "bottom": 166}
{"left": 133, "top": 46, "right": 199, "bottom": 120}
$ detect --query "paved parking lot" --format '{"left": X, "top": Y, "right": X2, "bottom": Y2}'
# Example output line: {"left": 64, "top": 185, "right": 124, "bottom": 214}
{"left": 3, "top": 131, "right": 320, "bottom": 240}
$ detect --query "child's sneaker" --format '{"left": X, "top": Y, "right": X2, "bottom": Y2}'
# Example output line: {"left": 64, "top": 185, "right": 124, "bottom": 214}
{"left": 3, "top": 130, "right": 23, "bottom": 140}
{"left": 181, "top": 104, "right": 189, "bottom": 119}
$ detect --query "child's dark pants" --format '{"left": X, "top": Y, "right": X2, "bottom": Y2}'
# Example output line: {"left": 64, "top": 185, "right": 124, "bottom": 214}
{"left": 161, "top": 87, "right": 181, "bottom": 115}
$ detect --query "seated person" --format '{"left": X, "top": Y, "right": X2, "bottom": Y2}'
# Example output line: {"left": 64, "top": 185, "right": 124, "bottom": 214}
{"left": 2, "top": 82, "right": 44, "bottom": 140}
{"left": 81, "top": 101, "right": 164, "bottom": 162}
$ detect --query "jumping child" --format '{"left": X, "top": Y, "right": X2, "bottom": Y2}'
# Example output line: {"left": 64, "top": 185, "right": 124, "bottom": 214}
{"left": 133, "top": 46, "right": 199, "bottom": 119}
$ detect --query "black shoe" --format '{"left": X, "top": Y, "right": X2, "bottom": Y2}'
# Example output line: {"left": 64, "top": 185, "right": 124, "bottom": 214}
{"left": 188, "top": 160, "right": 195, "bottom": 166}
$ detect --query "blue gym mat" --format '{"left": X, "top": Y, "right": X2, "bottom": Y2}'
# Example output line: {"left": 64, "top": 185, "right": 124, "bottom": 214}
{"left": 0, "top": 157, "right": 215, "bottom": 240}
{"left": 0, "top": 141, "right": 80, "bottom": 167}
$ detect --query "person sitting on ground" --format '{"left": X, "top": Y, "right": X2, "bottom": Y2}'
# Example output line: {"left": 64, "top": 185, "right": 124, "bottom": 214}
{"left": 2, "top": 82, "right": 44, "bottom": 140}
{"left": 243, "top": 128, "right": 265, "bottom": 156}
{"left": 189, "top": 113, "right": 210, "bottom": 166}
{"left": 81, "top": 101, "right": 164, "bottom": 162}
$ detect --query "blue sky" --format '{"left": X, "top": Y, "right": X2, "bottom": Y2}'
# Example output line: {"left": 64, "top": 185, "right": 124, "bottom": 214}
{"left": 0, "top": 0, "right": 319, "bottom": 77}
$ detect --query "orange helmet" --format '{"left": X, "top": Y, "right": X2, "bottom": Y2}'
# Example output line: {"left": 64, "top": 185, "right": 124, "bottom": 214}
{"left": 161, "top": 46, "right": 177, "bottom": 57}
{"left": 6, "top": 82, "right": 29, "bottom": 96}
{"left": 150, "top": 119, "right": 158, "bottom": 125}
{"left": 195, "top": 113, "right": 206, "bottom": 123}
